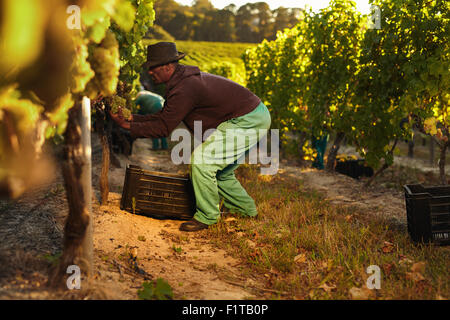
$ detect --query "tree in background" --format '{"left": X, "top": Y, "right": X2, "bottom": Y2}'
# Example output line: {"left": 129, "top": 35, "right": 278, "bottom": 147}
{"left": 151, "top": 0, "right": 302, "bottom": 43}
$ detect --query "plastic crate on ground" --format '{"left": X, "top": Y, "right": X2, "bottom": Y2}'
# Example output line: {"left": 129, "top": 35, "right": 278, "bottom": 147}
{"left": 335, "top": 159, "right": 374, "bottom": 179}
{"left": 120, "top": 165, "right": 195, "bottom": 220}
{"left": 403, "top": 184, "right": 450, "bottom": 245}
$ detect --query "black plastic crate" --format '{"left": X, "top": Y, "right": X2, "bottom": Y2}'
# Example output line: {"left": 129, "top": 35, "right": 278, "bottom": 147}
{"left": 120, "top": 165, "right": 195, "bottom": 220}
{"left": 404, "top": 184, "right": 450, "bottom": 245}
{"left": 335, "top": 159, "right": 374, "bottom": 179}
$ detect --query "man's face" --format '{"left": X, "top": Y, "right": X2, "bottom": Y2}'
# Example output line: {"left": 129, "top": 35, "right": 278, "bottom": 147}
{"left": 148, "top": 64, "right": 172, "bottom": 84}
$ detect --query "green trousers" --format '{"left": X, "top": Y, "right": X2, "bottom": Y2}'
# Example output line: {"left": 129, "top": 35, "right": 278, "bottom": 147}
{"left": 190, "top": 102, "right": 271, "bottom": 225}
{"left": 312, "top": 134, "right": 328, "bottom": 170}
{"left": 152, "top": 137, "right": 168, "bottom": 150}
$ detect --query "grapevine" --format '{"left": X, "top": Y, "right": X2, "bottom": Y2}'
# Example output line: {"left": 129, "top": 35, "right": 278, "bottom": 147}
{"left": 244, "top": 0, "right": 449, "bottom": 183}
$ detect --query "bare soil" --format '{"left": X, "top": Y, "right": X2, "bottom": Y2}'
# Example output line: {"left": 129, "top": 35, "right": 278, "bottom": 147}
{"left": 0, "top": 133, "right": 437, "bottom": 300}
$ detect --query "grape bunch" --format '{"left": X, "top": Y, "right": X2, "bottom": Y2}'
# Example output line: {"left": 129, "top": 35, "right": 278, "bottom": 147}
{"left": 85, "top": 30, "right": 120, "bottom": 99}
{"left": 110, "top": 95, "right": 131, "bottom": 120}
{"left": 70, "top": 36, "right": 95, "bottom": 94}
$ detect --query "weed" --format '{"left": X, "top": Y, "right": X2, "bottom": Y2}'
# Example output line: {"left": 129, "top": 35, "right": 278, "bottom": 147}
{"left": 172, "top": 245, "right": 182, "bottom": 254}
{"left": 41, "top": 252, "right": 62, "bottom": 266}
{"left": 137, "top": 278, "right": 173, "bottom": 300}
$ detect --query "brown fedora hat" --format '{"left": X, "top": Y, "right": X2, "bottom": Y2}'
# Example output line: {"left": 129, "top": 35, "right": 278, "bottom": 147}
{"left": 142, "top": 42, "right": 186, "bottom": 70}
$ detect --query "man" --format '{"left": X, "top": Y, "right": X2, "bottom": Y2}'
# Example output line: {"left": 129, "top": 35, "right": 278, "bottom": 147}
{"left": 110, "top": 42, "right": 271, "bottom": 232}
{"left": 134, "top": 91, "right": 168, "bottom": 150}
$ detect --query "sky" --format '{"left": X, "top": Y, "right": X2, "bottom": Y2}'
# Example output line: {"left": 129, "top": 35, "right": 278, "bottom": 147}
{"left": 174, "top": 0, "right": 372, "bottom": 14}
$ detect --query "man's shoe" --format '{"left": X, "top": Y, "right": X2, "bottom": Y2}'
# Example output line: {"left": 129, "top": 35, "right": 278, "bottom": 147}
{"left": 179, "top": 219, "right": 209, "bottom": 232}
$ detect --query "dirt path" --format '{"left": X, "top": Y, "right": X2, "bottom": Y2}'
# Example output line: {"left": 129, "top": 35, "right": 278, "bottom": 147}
{"left": 92, "top": 193, "right": 255, "bottom": 299}
{"left": 92, "top": 137, "right": 259, "bottom": 300}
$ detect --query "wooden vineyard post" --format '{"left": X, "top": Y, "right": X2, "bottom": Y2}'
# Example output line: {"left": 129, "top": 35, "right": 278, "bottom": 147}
{"left": 49, "top": 96, "right": 93, "bottom": 288}
{"left": 430, "top": 136, "right": 435, "bottom": 167}
{"left": 80, "top": 96, "right": 93, "bottom": 274}
{"left": 94, "top": 101, "right": 110, "bottom": 205}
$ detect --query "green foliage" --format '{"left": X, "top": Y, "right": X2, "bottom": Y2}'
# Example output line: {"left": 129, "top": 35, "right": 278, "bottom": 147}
{"left": 0, "top": 0, "right": 155, "bottom": 198}
{"left": 138, "top": 278, "right": 174, "bottom": 300}
{"left": 172, "top": 245, "right": 182, "bottom": 253}
{"left": 110, "top": 0, "right": 156, "bottom": 103}
{"left": 243, "top": 16, "right": 312, "bottom": 145}
{"left": 244, "top": 0, "right": 449, "bottom": 172}
{"left": 303, "top": 1, "right": 363, "bottom": 136}
{"left": 41, "top": 252, "right": 62, "bottom": 266}
{"left": 206, "top": 61, "right": 236, "bottom": 79}
{"left": 393, "top": 0, "right": 449, "bottom": 144}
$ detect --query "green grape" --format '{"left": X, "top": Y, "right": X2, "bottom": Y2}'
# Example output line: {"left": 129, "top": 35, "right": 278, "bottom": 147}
{"left": 85, "top": 15, "right": 111, "bottom": 44}
{"left": 110, "top": 95, "right": 126, "bottom": 112}
{"left": 121, "top": 108, "right": 131, "bottom": 120}
{"left": 84, "top": 81, "right": 99, "bottom": 100}
{"left": 110, "top": 94, "right": 131, "bottom": 119}
{"left": 70, "top": 36, "right": 95, "bottom": 93}
{"left": 45, "top": 93, "right": 73, "bottom": 136}
{"left": 0, "top": 87, "right": 42, "bottom": 135}
{"left": 85, "top": 30, "right": 120, "bottom": 97}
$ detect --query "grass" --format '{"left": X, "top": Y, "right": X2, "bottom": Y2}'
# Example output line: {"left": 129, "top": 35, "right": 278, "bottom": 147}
{"left": 143, "top": 39, "right": 256, "bottom": 85}
{"left": 206, "top": 164, "right": 450, "bottom": 299}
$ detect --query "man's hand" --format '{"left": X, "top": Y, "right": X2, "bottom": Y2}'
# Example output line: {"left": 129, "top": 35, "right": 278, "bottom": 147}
{"left": 109, "top": 107, "right": 131, "bottom": 130}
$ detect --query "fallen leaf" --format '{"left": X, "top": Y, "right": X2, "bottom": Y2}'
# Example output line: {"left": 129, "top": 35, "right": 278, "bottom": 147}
{"left": 225, "top": 227, "right": 235, "bottom": 233}
{"left": 349, "top": 287, "right": 373, "bottom": 300}
{"left": 344, "top": 215, "right": 352, "bottom": 222}
{"left": 406, "top": 272, "right": 425, "bottom": 282}
{"left": 317, "top": 283, "right": 336, "bottom": 293}
{"left": 269, "top": 267, "right": 278, "bottom": 274}
{"left": 381, "top": 241, "right": 394, "bottom": 253}
{"left": 294, "top": 253, "right": 307, "bottom": 264}
{"left": 224, "top": 217, "right": 236, "bottom": 223}
{"left": 246, "top": 239, "right": 256, "bottom": 248}
{"left": 399, "top": 257, "right": 413, "bottom": 265}
{"left": 258, "top": 175, "right": 273, "bottom": 183}
{"left": 411, "top": 261, "right": 426, "bottom": 274}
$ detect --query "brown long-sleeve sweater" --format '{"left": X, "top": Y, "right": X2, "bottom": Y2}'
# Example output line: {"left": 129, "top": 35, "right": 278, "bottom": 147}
{"left": 130, "top": 64, "right": 261, "bottom": 140}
